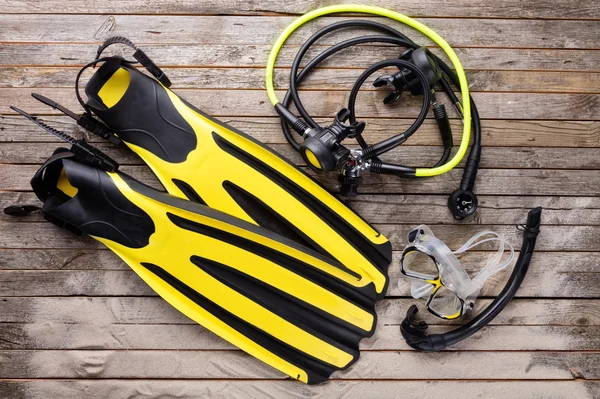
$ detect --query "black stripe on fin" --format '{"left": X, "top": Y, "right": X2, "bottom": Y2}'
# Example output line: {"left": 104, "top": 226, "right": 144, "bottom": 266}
{"left": 167, "top": 212, "right": 376, "bottom": 312}
{"left": 211, "top": 131, "right": 392, "bottom": 276}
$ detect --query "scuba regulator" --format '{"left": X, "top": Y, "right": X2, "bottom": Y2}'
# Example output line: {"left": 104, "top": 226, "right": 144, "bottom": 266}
{"left": 267, "top": 5, "right": 482, "bottom": 220}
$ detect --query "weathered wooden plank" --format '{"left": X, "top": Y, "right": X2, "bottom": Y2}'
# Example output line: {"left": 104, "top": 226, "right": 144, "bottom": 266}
{"left": 3, "top": 88, "right": 599, "bottom": 120}
{"left": 4, "top": 252, "right": 597, "bottom": 298}
{"left": 0, "top": 16, "right": 597, "bottom": 49}
{"left": 3, "top": 115, "right": 598, "bottom": 148}
{"left": 2, "top": 67, "right": 598, "bottom": 94}
{"left": 1, "top": 322, "right": 597, "bottom": 351}
{"left": 0, "top": 1, "right": 596, "bottom": 394}
{"left": 1, "top": 44, "right": 597, "bottom": 71}
{"left": 343, "top": 169, "right": 600, "bottom": 195}
{"left": 12, "top": 251, "right": 600, "bottom": 298}
{"left": 3, "top": 297, "right": 597, "bottom": 326}
{"left": 0, "top": 250, "right": 597, "bottom": 297}
{"left": 3, "top": 192, "right": 598, "bottom": 225}
{"left": 0, "top": 248, "right": 598, "bottom": 298}
{"left": 0, "top": 297, "right": 597, "bottom": 351}
{"left": 463, "top": 70, "right": 600, "bottom": 94}
{"left": 0, "top": 252, "right": 600, "bottom": 298}
{"left": 3, "top": 222, "right": 598, "bottom": 252}
{"left": 1, "top": 380, "right": 597, "bottom": 399}
{"left": 0, "top": 248, "right": 124, "bottom": 270}
{"left": 3, "top": 0, "right": 598, "bottom": 19}
{"left": 0, "top": 270, "right": 153, "bottom": 296}
{"left": 3, "top": 142, "right": 599, "bottom": 170}
{"left": 1, "top": 350, "right": 598, "bottom": 380}
{"left": 347, "top": 195, "right": 600, "bottom": 225}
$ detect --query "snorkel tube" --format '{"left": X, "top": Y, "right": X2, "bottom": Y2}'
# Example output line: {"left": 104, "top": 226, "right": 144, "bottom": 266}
{"left": 401, "top": 207, "right": 542, "bottom": 351}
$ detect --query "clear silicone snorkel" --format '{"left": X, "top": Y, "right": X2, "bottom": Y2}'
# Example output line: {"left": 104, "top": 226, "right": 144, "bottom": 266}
{"left": 400, "top": 226, "right": 514, "bottom": 320}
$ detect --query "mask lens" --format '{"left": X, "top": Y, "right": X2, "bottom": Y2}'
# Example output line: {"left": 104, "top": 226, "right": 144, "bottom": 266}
{"left": 429, "top": 286, "right": 463, "bottom": 319}
{"left": 402, "top": 250, "right": 438, "bottom": 279}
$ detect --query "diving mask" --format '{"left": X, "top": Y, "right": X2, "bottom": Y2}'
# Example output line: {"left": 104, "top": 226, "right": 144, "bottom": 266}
{"left": 400, "top": 226, "right": 514, "bottom": 320}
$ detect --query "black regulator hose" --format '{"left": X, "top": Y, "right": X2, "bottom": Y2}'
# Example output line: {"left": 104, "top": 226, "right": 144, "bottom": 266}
{"left": 438, "top": 62, "right": 482, "bottom": 219}
{"left": 275, "top": 17, "right": 482, "bottom": 218}
{"left": 346, "top": 58, "right": 431, "bottom": 159}
{"left": 281, "top": 21, "right": 415, "bottom": 151}
{"left": 281, "top": 35, "right": 432, "bottom": 156}
{"left": 289, "top": 22, "right": 413, "bottom": 126}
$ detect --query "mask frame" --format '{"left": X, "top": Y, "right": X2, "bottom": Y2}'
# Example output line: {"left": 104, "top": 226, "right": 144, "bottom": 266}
{"left": 400, "top": 225, "right": 515, "bottom": 320}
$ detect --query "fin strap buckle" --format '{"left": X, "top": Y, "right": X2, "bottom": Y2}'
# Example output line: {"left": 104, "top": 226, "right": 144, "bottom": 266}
{"left": 3, "top": 204, "right": 83, "bottom": 237}
{"left": 132, "top": 49, "right": 172, "bottom": 87}
{"left": 96, "top": 36, "right": 172, "bottom": 87}
{"left": 78, "top": 113, "right": 122, "bottom": 145}
{"left": 43, "top": 212, "right": 84, "bottom": 236}
{"left": 10, "top": 106, "right": 119, "bottom": 173}
{"left": 30, "top": 93, "right": 122, "bottom": 146}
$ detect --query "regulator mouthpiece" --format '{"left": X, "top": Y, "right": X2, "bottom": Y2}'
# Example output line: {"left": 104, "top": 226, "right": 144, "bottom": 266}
{"left": 373, "top": 47, "right": 442, "bottom": 104}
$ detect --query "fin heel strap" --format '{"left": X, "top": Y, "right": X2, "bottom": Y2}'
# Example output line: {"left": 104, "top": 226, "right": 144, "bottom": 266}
{"left": 95, "top": 36, "right": 171, "bottom": 87}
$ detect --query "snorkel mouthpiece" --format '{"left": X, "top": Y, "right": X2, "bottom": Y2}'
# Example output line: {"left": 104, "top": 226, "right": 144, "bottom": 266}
{"left": 401, "top": 305, "right": 448, "bottom": 352}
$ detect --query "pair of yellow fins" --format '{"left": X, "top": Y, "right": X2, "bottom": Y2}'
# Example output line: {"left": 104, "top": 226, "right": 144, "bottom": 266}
{"left": 17, "top": 39, "right": 391, "bottom": 384}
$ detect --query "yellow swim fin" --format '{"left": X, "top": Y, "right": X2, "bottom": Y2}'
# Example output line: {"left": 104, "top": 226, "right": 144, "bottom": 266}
{"left": 28, "top": 144, "right": 378, "bottom": 384}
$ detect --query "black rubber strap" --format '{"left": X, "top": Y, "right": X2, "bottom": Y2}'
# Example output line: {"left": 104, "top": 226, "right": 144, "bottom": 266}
{"left": 96, "top": 36, "right": 171, "bottom": 87}
{"left": 96, "top": 36, "right": 137, "bottom": 59}
{"left": 132, "top": 48, "right": 171, "bottom": 87}
{"left": 11, "top": 105, "right": 119, "bottom": 173}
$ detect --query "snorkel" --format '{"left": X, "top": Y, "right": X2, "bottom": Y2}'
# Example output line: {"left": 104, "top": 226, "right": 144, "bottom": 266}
{"left": 401, "top": 207, "right": 542, "bottom": 351}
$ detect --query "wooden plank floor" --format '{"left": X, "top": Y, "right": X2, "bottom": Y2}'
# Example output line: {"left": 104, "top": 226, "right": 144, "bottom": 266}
{"left": 0, "top": 1, "right": 599, "bottom": 398}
